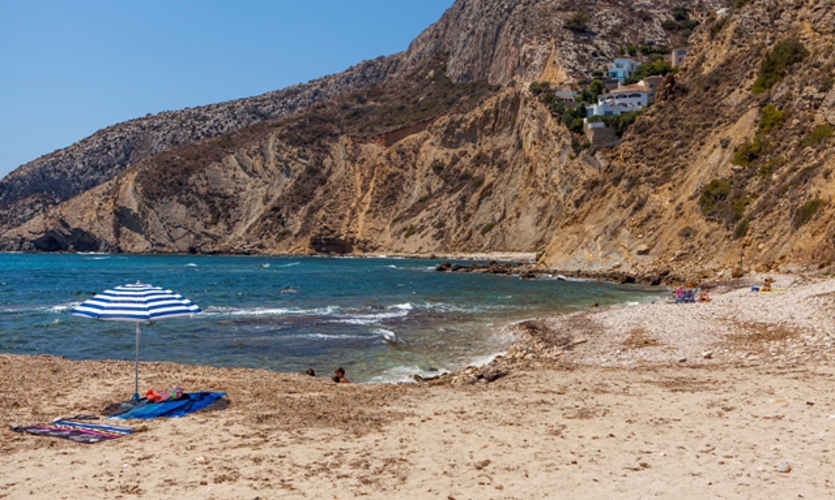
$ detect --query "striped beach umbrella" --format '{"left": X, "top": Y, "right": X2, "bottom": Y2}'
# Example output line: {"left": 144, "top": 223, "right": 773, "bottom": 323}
{"left": 72, "top": 282, "right": 201, "bottom": 401}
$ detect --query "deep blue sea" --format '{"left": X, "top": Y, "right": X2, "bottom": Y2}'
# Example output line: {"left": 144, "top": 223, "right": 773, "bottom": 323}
{"left": 0, "top": 254, "right": 663, "bottom": 383}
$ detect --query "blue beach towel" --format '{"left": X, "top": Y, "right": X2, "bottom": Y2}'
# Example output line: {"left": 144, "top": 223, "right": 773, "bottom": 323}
{"left": 108, "top": 391, "right": 226, "bottom": 420}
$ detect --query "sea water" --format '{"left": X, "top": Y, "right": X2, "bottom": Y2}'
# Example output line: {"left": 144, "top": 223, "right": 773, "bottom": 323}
{"left": 0, "top": 254, "right": 663, "bottom": 383}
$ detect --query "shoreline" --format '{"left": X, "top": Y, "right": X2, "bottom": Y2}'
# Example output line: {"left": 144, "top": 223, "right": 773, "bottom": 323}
{"left": 3, "top": 273, "right": 835, "bottom": 498}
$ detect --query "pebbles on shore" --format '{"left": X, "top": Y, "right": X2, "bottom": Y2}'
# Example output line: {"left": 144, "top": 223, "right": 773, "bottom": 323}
{"left": 427, "top": 274, "right": 835, "bottom": 384}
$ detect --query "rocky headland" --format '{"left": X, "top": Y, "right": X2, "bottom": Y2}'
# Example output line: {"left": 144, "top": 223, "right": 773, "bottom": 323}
{"left": 7, "top": 0, "right": 825, "bottom": 282}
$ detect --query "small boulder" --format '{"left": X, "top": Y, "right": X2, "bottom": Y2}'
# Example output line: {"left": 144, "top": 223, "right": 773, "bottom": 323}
{"left": 776, "top": 463, "right": 792, "bottom": 473}
{"left": 435, "top": 262, "right": 452, "bottom": 272}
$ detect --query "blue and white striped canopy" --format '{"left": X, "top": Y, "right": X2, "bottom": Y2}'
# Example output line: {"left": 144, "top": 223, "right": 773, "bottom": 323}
{"left": 71, "top": 282, "right": 201, "bottom": 322}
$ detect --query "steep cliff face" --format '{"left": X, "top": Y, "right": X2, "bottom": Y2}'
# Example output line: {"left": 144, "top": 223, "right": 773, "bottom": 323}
{"left": 0, "top": 0, "right": 703, "bottom": 237}
{"left": 1, "top": 59, "right": 587, "bottom": 255}
{"left": 11, "top": 0, "right": 831, "bottom": 279}
{"left": 541, "top": 0, "right": 835, "bottom": 276}
{"left": 0, "top": 56, "right": 403, "bottom": 233}
{"left": 403, "top": 0, "right": 724, "bottom": 85}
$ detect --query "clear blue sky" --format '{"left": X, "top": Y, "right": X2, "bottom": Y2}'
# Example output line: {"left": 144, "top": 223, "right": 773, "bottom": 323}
{"left": 0, "top": 0, "right": 454, "bottom": 180}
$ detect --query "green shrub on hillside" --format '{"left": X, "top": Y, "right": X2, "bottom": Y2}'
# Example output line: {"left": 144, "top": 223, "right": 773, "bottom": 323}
{"left": 599, "top": 109, "right": 644, "bottom": 137}
{"left": 700, "top": 179, "right": 751, "bottom": 226}
{"left": 699, "top": 179, "right": 753, "bottom": 226}
{"left": 581, "top": 80, "right": 605, "bottom": 103}
{"left": 564, "top": 13, "right": 589, "bottom": 33}
{"left": 731, "top": 135, "right": 769, "bottom": 167}
{"left": 793, "top": 199, "right": 825, "bottom": 228}
{"left": 752, "top": 39, "right": 809, "bottom": 93}
{"left": 733, "top": 217, "right": 750, "bottom": 239}
{"left": 639, "top": 45, "right": 670, "bottom": 56}
{"left": 759, "top": 156, "right": 785, "bottom": 178}
{"left": 699, "top": 179, "right": 731, "bottom": 212}
{"left": 624, "top": 60, "right": 675, "bottom": 85}
{"left": 759, "top": 104, "right": 785, "bottom": 134}
{"left": 731, "top": 195, "right": 752, "bottom": 223}
{"left": 529, "top": 81, "right": 549, "bottom": 95}
{"left": 549, "top": 102, "right": 587, "bottom": 133}
{"left": 800, "top": 125, "right": 834, "bottom": 148}
{"left": 480, "top": 223, "right": 496, "bottom": 235}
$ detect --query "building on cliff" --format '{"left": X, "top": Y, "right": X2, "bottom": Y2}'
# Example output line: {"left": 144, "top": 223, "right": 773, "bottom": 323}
{"left": 607, "top": 58, "right": 641, "bottom": 83}
{"left": 585, "top": 76, "right": 662, "bottom": 118}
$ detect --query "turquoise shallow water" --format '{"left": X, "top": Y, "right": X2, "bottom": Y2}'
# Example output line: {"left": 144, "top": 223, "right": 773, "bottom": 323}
{"left": 0, "top": 254, "right": 663, "bottom": 383}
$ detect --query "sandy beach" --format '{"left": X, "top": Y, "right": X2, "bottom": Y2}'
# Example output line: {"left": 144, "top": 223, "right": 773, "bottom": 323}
{"left": 2, "top": 273, "right": 835, "bottom": 499}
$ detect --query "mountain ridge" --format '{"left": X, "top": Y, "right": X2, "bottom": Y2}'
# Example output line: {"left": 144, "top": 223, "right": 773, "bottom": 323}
{"left": 6, "top": 0, "right": 831, "bottom": 279}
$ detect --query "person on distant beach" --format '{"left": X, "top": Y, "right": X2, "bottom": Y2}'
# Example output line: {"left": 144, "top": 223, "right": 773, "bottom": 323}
{"left": 762, "top": 277, "right": 773, "bottom": 292}
{"left": 697, "top": 290, "right": 711, "bottom": 303}
{"left": 305, "top": 368, "right": 316, "bottom": 377}
{"left": 332, "top": 367, "right": 350, "bottom": 383}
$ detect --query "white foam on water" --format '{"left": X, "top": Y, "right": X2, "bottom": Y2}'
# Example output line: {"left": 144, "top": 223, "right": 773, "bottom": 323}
{"left": 1, "top": 302, "right": 82, "bottom": 315}
{"left": 373, "top": 328, "right": 406, "bottom": 345}
{"left": 368, "top": 364, "right": 446, "bottom": 384}
{"left": 545, "top": 274, "right": 592, "bottom": 282}
{"left": 277, "top": 262, "right": 301, "bottom": 268}
{"left": 418, "top": 301, "right": 512, "bottom": 314}
{"left": 330, "top": 303, "right": 415, "bottom": 325}
{"left": 185, "top": 263, "right": 198, "bottom": 267}
{"left": 50, "top": 302, "right": 81, "bottom": 313}
{"left": 467, "top": 352, "right": 507, "bottom": 368}
{"left": 332, "top": 310, "right": 409, "bottom": 325}
{"left": 204, "top": 305, "right": 340, "bottom": 317}
{"left": 300, "top": 332, "right": 371, "bottom": 341}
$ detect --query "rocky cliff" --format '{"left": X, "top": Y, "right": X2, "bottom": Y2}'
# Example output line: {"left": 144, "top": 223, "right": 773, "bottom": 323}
{"left": 7, "top": 0, "right": 831, "bottom": 278}
{"left": 0, "top": 57, "right": 574, "bottom": 255}
{"left": 0, "top": 56, "right": 404, "bottom": 233}
{"left": 540, "top": 0, "right": 835, "bottom": 277}
{"left": 0, "top": 0, "right": 701, "bottom": 235}
{"left": 403, "top": 0, "right": 724, "bottom": 85}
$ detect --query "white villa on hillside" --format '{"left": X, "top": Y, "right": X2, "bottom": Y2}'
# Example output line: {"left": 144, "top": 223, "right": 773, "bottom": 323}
{"left": 586, "top": 76, "right": 664, "bottom": 118}
{"left": 607, "top": 58, "right": 641, "bottom": 82}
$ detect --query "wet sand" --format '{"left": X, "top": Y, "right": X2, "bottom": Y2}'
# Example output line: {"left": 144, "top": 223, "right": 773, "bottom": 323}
{"left": 2, "top": 274, "right": 835, "bottom": 499}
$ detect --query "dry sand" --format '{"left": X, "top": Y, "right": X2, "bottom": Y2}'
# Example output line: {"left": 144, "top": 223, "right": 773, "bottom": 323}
{"left": 2, "top": 274, "right": 835, "bottom": 499}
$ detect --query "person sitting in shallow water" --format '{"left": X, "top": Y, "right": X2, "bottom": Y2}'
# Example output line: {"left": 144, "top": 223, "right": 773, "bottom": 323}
{"left": 332, "top": 367, "right": 350, "bottom": 383}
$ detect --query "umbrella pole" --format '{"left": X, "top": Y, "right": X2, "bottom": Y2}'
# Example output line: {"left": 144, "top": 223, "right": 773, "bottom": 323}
{"left": 133, "top": 323, "right": 141, "bottom": 402}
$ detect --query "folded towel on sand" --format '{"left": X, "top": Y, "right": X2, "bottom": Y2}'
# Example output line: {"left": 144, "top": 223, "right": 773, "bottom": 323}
{"left": 11, "top": 420, "right": 133, "bottom": 444}
{"left": 108, "top": 391, "right": 226, "bottom": 420}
